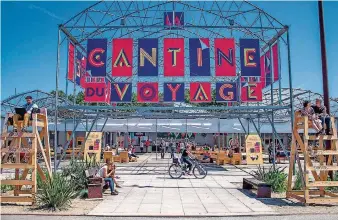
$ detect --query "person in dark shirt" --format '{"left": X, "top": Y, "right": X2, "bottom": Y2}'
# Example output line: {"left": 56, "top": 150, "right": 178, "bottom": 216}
{"left": 181, "top": 146, "right": 193, "bottom": 174}
{"left": 312, "top": 99, "right": 332, "bottom": 135}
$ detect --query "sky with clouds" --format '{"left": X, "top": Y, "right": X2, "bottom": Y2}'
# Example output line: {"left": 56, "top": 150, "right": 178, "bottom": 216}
{"left": 1, "top": 1, "right": 337, "bottom": 100}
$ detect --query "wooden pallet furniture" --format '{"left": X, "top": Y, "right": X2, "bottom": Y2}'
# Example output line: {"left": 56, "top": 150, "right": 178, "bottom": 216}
{"left": 216, "top": 151, "right": 227, "bottom": 165}
{"left": 1, "top": 110, "right": 52, "bottom": 205}
{"left": 287, "top": 111, "right": 338, "bottom": 205}
{"left": 103, "top": 151, "right": 114, "bottom": 163}
{"left": 119, "top": 151, "right": 129, "bottom": 163}
{"left": 243, "top": 178, "right": 272, "bottom": 198}
{"left": 231, "top": 153, "right": 242, "bottom": 165}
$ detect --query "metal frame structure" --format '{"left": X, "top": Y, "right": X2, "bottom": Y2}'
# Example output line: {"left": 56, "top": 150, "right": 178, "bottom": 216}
{"left": 53, "top": 1, "right": 337, "bottom": 171}
{"left": 2, "top": 1, "right": 336, "bottom": 171}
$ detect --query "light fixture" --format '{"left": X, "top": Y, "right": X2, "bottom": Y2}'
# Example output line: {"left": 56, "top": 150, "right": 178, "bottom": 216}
{"left": 120, "top": 17, "right": 126, "bottom": 26}
{"left": 229, "top": 19, "right": 234, "bottom": 26}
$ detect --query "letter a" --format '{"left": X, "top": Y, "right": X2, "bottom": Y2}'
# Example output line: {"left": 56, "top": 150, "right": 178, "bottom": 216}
{"left": 113, "top": 49, "right": 131, "bottom": 67}
{"left": 194, "top": 84, "right": 208, "bottom": 101}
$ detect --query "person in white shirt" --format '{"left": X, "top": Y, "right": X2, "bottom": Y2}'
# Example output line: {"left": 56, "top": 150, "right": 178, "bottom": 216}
{"left": 98, "top": 162, "right": 118, "bottom": 195}
{"left": 140, "top": 141, "right": 144, "bottom": 153}
{"left": 104, "top": 144, "right": 111, "bottom": 151}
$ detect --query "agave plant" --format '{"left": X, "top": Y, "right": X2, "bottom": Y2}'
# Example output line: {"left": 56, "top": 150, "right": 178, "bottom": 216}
{"left": 36, "top": 172, "right": 77, "bottom": 211}
{"left": 251, "top": 165, "right": 288, "bottom": 193}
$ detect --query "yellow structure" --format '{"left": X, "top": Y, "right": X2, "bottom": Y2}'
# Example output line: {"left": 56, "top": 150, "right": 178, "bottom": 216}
{"left": 1, "top": 109, "right": 52, "bottom": 205}
{"left": 84, "top": 132, "right": 102, "bottom": 162}
{"left": 287, "top": 111, "right": 338, "bottom": 204}
{"left": 245, "top": 134, "right": 263, "bottom": 165}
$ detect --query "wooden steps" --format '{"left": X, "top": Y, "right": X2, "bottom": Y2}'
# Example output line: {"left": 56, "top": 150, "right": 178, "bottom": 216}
{"left": 1, "top": 110, "right": 51, "bottom": 205}
{"left": 0, "top": 163, "right": 34, "bottom": 169}
{"left": 1, "top": 180, "right": 35, "bottom": 186}
{"left": 287, "top": 112, "right": 338, "bottom": 205}
{"left": 308, "top": 181, "right": 338, "bottom": 187}
{"left": 0, "top": 196, "right": 33, "bottom": 203}
{"left": 312, "top": 150, "right": 338, "bottom": 156}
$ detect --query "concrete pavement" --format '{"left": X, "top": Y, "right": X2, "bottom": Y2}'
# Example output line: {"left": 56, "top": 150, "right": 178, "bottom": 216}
{"left": 88, "top": 153, "right": 275, "bottom": 216}
{"left": 2, "top": 214, "right": 338, "bottom": 220}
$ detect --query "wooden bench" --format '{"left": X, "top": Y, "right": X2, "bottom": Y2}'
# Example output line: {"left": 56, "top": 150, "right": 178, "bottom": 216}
{"left": 243, "top": 178, "right": 271, "bottom": 198}
{"left": 216, "top": 151, "right": 226, "bottom": 165}
{"left": 85, "top": 168, "right": 105, "bottom": 199}
{"left": 119, "top": 151, "right": 129, "bottom": 163}
{"left": 103, "top": 151, "right": 113, "bottom": 163}
{"left": 231, "top": 153, "right": 242, "bottom": 165}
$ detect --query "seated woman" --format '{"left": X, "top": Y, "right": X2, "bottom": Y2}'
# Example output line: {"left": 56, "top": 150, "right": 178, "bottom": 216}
{"left": 200, "top": 150, "right": 211, "bottom": 163}
{"left": 98, "top": 161, "right": 118, "bottom": 195}
{"left": 106, "top": 161, "right": 122, "bottom": 189}
{"left": 128, "top": 146, "right": 138, "bottom": 159}
{"left": 301, "top": 100, "right": 323, "bottom": 136}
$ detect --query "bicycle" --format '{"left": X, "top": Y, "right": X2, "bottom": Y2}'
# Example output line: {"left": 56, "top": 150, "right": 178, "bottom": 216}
{"left": 168, "top": 157, "right": 207, "bottom": 179}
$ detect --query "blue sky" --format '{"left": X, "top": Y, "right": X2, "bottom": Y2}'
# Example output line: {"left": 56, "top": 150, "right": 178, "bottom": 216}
{"left": 1, "top": 1, "right": 338, "bottom": 100}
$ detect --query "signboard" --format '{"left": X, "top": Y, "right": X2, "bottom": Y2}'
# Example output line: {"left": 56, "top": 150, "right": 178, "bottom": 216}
{"left": 245, "top": 134, "right": 263, "bottom": 165}
{"left": 134, "top": 132, "right": 145, "bottom": 137}
{"left": 84, "top": 132, "right": 102, "bottom": 162}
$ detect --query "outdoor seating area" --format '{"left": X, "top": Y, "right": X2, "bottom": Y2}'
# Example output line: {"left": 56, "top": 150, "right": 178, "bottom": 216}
{"left": 2, "top": 0, "right": 338, "bottom": 218}
{"left": 191, "top": 149, "right": 243, "bottom": 165}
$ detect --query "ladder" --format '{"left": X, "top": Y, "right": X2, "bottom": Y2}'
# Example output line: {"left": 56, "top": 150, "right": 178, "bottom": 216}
{"left": 287, "top": 111, "right": 338, "bottom": 204}
{"left": 1, "top": 109, "right": 52, "bottom": 205}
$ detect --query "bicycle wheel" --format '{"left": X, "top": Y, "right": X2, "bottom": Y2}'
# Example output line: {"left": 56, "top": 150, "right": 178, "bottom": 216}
{"left": 193, "top": 163, "right": 207, "bottom": 179}
{"left": 169, "top": 163, "right": 183, "bottom": 179}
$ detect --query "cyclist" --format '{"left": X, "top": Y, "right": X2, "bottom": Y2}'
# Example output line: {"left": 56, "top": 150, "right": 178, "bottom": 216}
{"left": 181, "top": 145, "right": 193, "bottom": 175}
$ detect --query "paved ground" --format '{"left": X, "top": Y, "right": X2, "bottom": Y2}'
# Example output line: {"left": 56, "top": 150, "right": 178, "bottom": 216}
{"left": 89, "top": 153, "right": 275, "bottom": 216}
{"left": 2, "top": 214, "right": 338, "bottom": 220}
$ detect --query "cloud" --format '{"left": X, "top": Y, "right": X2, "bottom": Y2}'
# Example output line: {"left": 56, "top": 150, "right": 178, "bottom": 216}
{"left": 29, "top": 4, "right": 65, "bottom": 21}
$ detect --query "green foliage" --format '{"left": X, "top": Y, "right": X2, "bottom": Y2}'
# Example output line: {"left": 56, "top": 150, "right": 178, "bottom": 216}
{"left": 1, "top": 183, "right": 14, "bottom": 193}
{"left": 252, "top": 165, "right": 288, "bottom": 193}
{"left": 36, "top": 172, "right": 77, "bottom": 211}
{"left": 79, "top": 189, "right": 88, "bottom": 199}
{"left": 61, "top": 158, "right": 100, "bottom": 191}
{"left": 293, "top": 170, "right": 303, "bottom": 190}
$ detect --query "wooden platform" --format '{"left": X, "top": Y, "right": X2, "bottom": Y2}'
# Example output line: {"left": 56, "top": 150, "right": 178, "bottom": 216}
{"left": 287, "top": 111, "right": 338, "bottom": 205}
{"left": 1, "top": 110, "right": 51, "bottom": 205}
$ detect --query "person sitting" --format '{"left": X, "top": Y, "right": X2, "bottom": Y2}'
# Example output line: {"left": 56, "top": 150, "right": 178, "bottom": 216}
{"left": 301, "top": 100, "right": 323, "bottom": 136}
{"left": 98, "top": 161, "right": 118, "bottom": 195}
{"left": 312, "top": 98, "right": 332, "bottom": 135}
{"left": 201, "top": 150, "right": 211, "bottom": 163}
{"left": 128, "top": 146, "right": 138, "bottom": 159}
{"left": 104, "top": 144, "right": 111, "bottom": 151}
{"left": 12, "top": 96, "right": 38, "bottom": 132}
{"left": 106, "top": 161, "right": 122, "bottom": 189}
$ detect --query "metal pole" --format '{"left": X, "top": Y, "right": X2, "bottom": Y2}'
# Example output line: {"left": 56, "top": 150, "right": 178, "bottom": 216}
{"left": 318, "top": 1, "right": 333, "bottom": 179}
{"left": 269, "top": 45, "right": 276, "bottom": 170}
{"left": 65, "top": 40, "right": 69, "bottom": 155}
{"left": 72, "top": 49, "right": 76, "bottom": 158}
{"left": 155, "top": 119, "right": 158, "bottom": 160}
{"left": 277, "top": 40, "right": 282, "bottom": 105}
{"left": 286, "top": 27, "right": 296, "bottom": 175}
{"left": 318, "top": 1, "right": 330, "bottom": 114}
{"left": 54, "top": 26, "right": 61, "bottom": 173}
{"left": 218, "top": 119, "right": 220, "bottom": 152}
{"left": 286, "top": 28, "right": 294, "bottom": 128}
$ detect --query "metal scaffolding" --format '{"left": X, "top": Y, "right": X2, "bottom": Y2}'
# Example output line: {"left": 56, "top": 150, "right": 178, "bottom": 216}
{"left": 3, "top": 1, "right": 337, "bottom": 171}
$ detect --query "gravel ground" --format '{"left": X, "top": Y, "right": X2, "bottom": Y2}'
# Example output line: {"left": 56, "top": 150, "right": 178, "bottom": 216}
{"left": 0, "top": 198, "right": 101, "bottom": 215}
